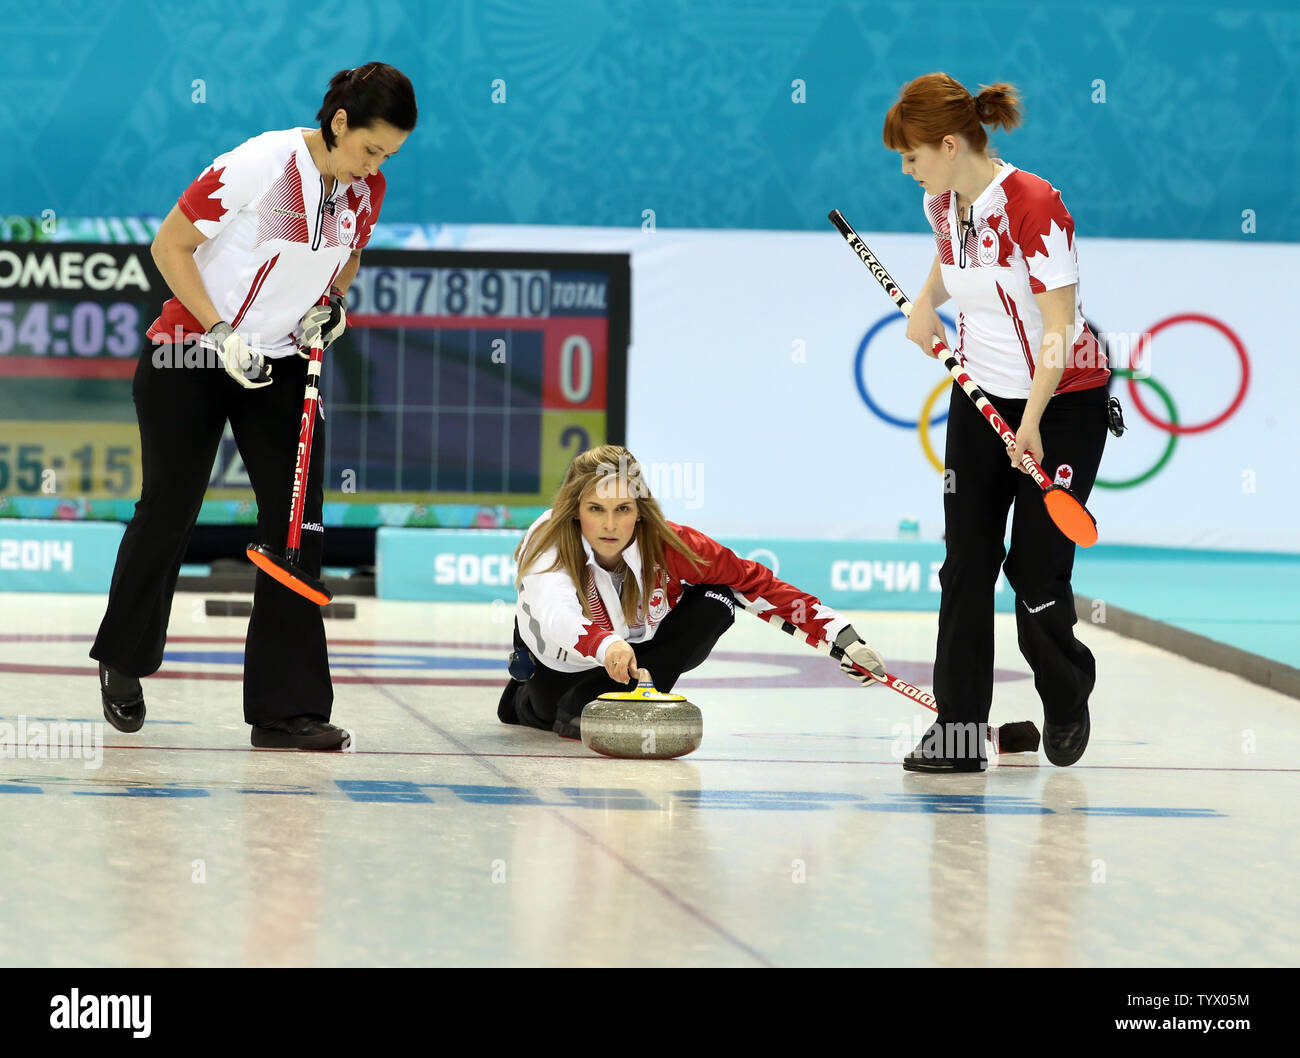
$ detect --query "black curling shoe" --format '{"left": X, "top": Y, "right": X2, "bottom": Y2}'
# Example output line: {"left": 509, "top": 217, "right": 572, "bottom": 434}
{"left": 99, "top": 662, "right": 145, "bottom": 733}
{"left": 250, "top": 716, "right": 353, "bottom": 751}
{"left": 1043, "top": 706, "right": 1090, "bottom": 767}
{"left": 902, "top": 721, "right": 988, "bottom": 773}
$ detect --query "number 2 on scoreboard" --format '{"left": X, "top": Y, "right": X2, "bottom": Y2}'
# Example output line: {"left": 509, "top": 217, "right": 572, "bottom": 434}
{"left": 560, "top": 425, "right": 590, "bottom": 458}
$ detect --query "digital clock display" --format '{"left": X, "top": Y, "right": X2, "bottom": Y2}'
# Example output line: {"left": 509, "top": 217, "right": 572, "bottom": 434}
{"left": 0, "top": 300, "right": 142, "bottom": 358}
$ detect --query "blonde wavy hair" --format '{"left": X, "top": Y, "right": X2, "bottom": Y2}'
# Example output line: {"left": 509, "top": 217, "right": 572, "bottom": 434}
{"left": 515, "top": 445, "right": 704, "bottom": 624}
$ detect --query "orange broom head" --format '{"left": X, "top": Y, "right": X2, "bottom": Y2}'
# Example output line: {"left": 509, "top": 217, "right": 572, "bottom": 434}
{"left": 245, "top": 545, "right": 333, "bottom": 605}
{"left": 1043, "top": 487, "right": 1098, "bottom": 548}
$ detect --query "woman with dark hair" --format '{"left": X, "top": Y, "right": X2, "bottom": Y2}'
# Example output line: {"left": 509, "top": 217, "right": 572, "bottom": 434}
{"left": 498, "top": 445, "right": 888, "bottom": 740}
{"left": 91, "top": 63, "right": 417, "bottom": 750}
{"left": 882, "top": 73, "right": 1109, "bottom": 772}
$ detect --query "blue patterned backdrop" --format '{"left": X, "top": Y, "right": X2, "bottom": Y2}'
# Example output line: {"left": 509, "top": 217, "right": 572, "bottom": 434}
{"left": 2, "top": 0, "right": 1295, "bottom": 240}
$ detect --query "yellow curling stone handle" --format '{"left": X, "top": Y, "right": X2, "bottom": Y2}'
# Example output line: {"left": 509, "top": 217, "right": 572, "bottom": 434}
{"left": 597, "top": 686, "right": 686, "bottom": 704}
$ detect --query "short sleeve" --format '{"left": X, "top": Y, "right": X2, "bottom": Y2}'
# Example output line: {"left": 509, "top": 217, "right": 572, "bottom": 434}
{"left": 1011, "top": 184, "right": 1079, "bottom": 294}
{"left": 177, "top": 137, "right": 276, "bottom": 240}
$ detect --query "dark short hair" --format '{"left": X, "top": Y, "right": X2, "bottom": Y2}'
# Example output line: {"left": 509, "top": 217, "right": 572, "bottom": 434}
{"left": 316, "top": 63, "right": 418, "bottom": 148}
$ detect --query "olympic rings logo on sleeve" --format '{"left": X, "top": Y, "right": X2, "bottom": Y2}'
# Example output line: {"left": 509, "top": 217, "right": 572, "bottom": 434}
{"left": 854, "top": 312, "right": 1250, "bottom": 489}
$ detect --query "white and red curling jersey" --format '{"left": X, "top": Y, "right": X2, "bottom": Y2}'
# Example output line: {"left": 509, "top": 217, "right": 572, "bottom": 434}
{"left": 924, "top": 162, "right": 1108, "bottom": 398}
{"left": 147, "top": 128, "right": 384, "bottom": 356}
{"left": 515, "top": 510, "right": 850, "bottom": 674}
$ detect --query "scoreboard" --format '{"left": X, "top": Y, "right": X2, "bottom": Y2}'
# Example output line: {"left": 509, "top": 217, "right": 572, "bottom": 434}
{"left": 329, "top": 250, "right": 628, "bottom": 525}
{"left": 0, "top": 243, "right": 154, "bottom": 521}
{"left": 0, "top": 244, "right": 630, "bottom": 530}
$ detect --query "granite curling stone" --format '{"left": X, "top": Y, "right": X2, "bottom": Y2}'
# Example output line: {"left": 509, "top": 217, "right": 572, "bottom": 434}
{"left": 581, "top": 685, "right": 703, "bottom": 759}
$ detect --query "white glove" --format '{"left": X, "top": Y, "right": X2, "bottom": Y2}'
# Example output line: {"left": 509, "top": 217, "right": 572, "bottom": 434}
{"left": 835, "top": 625, "right": 886, "bottom": 685}
{"left": 293, "top": 289, "right": 347, "bottom": 356}
{"left": 209, "top": 322, "right": 272, "bottom": 389}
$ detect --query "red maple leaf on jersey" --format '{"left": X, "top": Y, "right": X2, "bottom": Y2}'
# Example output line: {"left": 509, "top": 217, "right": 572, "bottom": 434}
{"left": 573, "top": 620, "right": 612, "bottom": 659}
{"left": 1020, "top": 194, "right": 1074, "bottom": 261}
{"left": 182, "top": 166, "right": 229, "bottom": 225}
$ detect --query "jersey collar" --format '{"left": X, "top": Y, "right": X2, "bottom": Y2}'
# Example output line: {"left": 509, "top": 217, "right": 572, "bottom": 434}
{"left": 580, "top": 532, "right": 642, "bottom": 583}
{"left": 954, "top": 161, "right": 1017, "bottom": 220}
{"left": 297, "top": 127, "right": 351, "bottom": 197}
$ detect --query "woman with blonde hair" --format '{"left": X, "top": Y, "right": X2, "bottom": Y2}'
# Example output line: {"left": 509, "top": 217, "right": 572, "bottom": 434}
{"left": 499, "top": 445, "right": 887, "bottom": 739}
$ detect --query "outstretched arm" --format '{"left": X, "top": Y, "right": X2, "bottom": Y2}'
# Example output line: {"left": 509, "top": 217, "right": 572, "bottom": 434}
{"left": 665, "top": 523, "right": 886, "bottom": 681}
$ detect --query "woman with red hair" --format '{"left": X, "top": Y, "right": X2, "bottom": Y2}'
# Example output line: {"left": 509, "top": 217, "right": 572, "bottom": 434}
{"left": 883, "top": 73, "right": 1111, "bottom": 772}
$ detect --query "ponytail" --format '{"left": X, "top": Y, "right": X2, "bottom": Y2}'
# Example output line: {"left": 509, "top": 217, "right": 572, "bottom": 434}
{"left": 973, "top": 82, "right": 1022, "bottom": 134}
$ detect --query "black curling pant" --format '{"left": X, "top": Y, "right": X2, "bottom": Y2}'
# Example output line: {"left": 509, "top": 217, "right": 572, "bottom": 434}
{"left": 499, "top": 584, "right": 736, "bottom": 738}
{"left": 90, "top": 339, "right": 331, "bottom": 724}
{"left": 932, "top": 383, "right": 1108, "bottom": 728}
